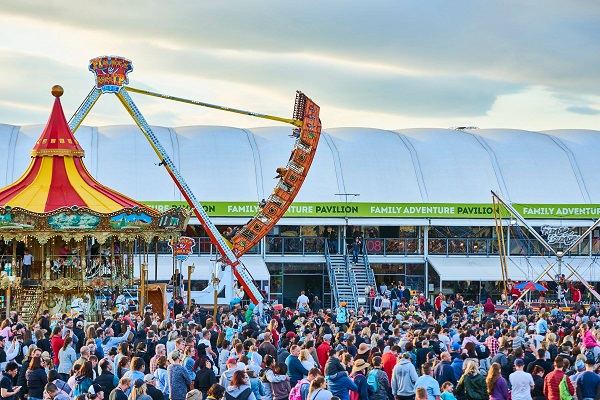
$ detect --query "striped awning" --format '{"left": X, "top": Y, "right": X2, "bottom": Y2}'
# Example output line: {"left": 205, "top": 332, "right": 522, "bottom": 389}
{"left": 0, "top": 87, "right": 155, "bottom": 215}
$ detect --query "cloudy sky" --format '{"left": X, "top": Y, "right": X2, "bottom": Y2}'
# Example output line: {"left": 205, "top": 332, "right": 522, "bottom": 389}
{"left": 1, "top": 1, "right": 599, "bottom": 131}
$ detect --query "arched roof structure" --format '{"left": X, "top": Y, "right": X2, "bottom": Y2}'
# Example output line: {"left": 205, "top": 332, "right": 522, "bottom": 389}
{"left": 0, "top": 125, "right": 598, "bottom": 208}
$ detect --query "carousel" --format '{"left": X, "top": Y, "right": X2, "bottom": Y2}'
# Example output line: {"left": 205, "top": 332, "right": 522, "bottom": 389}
{"left": 0, "top": 85, "right": 188, "bottom": 323}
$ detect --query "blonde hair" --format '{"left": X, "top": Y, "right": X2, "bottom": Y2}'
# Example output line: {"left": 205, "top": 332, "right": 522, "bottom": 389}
{"left": 464, "top": 359, "right": 479, "bottom": 375}
{"left": 299, "top": 349, "right": 311, "bottom": 362}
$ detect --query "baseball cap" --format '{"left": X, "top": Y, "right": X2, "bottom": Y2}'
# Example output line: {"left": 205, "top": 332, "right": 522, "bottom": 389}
{"left": 323, "top": 334, "right": 332, "bottom": 341}
{"left": 514, "top": 359, "right": 525, "bottom": 367}
{"left": 76, "top": 321, "right": 84, "bottom": 327}
{"left": 451, "top": 342, "right": 461, "bottom": 351}
{"left": 575, "top": 360, "right": 585, "bottom": 371}
{"left": 0, "top": 336, "right": 5, "bottom": 341}
{"left": 89, "top": 384, "right": 104, "bottom": 395}
{"left": 144, "top": 374, "right": 156, "bottom": 383}
{"left": 226, "top": 358, "right": 237, "bottom": 366}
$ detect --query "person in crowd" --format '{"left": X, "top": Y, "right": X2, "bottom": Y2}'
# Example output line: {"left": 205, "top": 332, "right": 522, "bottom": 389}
{"left": 166, "top": 351, "right": 191, "bottom": 400}
{"left": 141, "top": 374, "right": 164, "bottom": 400}
{"left": 226, "top": 370, "right": 256, "bottom": 400}
{"left": 509, "top": 359, "right": 534, "bottom": 400}
{"left": 414, "top": 363, "right": 441, "bottom": 400}
{"left": 486, "top": 363, "right": 508, "bottom": 400}
{"left": 193, "top": 357, "right": 217, "bottom": 399}
{"left": 454, "top": 360, "right": 486, "bottom": 400}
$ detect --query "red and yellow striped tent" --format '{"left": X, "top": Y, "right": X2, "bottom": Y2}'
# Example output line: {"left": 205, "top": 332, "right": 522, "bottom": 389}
{"left": 0, "top": 87, "right": 155, "bottom": 215}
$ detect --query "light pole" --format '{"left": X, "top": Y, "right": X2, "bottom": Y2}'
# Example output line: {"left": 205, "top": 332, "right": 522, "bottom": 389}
{"left": 556, "top": 249, "right": 565, "bottom": 306}
{"left": 187, "top": 263, "right": 195, "bottom": 310}
{"left": 335, "top": 193, "right": 360, "bottom": 255}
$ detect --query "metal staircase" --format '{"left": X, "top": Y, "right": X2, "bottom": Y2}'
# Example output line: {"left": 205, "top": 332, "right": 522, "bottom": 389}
{"left": 324, "top": 239, "right": 378, "bottom": 312}
{"left": 349, "top": 251, "right": 376, "bottom": 311}
{"left": 324, "top": 240, "right": 357, "bottom": 311}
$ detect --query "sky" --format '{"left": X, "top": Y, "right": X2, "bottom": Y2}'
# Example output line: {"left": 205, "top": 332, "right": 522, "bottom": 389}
{"left": 1, "top": 1, "right": 600, "bottom": 131}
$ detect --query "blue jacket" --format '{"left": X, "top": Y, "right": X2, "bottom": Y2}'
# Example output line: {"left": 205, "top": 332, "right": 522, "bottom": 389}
{"left": 285, "top": 355, "right": 309, "bottom": 384}
{"left": 434, "top": 360, "right": 457, "bottom": 386}
{"left": 350, "top": 372, "right": 373, "bottom": 400}
{"left": 451, "top": 358, "right": 464, "bottom": 382}
{"left": 327, "top": 372, "right": 358, "bottom": 400}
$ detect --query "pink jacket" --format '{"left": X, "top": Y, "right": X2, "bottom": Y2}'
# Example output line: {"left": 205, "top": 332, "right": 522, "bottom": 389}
{"left": 583, "top": 330, "right": 599, "bottom": 348}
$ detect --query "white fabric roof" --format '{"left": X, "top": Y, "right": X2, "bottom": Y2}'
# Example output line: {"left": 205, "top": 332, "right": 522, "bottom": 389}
{"left": 1, "top": 124, "right": 599, "bottom": 205}
{"left": 429, "top": 256, "right": 600, "bottom": 282}
{"left": 429, "top": 256, "right": 530, "bottom": 281}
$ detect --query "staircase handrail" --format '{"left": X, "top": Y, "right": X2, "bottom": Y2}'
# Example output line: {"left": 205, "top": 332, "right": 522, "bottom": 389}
{"left": 362, "top": 239, "right": 376, "bottom": 287}
{"left": 348, "top": 266, "right": 359, "bottom": 309}
{"left": 324, "top": 239, "right": 339, "bottom": 307}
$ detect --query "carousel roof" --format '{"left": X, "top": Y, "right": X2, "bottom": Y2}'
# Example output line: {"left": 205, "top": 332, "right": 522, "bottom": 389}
{"left": 0, "top": 86, "right": 154, "bottom": 214}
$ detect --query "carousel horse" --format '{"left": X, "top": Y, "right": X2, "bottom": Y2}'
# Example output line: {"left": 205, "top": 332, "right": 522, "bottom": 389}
{"left": 71, "top": 293, "right": 93, "bottom": 318}
{"left": 115, "top": 294, "right": 128, "bottom": 313}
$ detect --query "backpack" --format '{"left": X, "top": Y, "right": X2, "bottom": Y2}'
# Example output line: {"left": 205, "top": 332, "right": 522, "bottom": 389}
{"left": 559, "top": 375, "right": 573, "bottom": 400}
{"left": 367, "top": 369, "right": 379, "bottom": 392}
{"left": 225, "top": 387, "right": 252, "bottom": 400}
{"left": 290, "top": 379, "right": 309, "bottom": 400}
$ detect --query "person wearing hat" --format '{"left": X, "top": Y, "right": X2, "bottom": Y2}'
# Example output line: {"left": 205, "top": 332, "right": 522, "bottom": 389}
{"left": 167, "top": 351, "right": 191, "bottom": 400}
{"left": 391, "top": 352, "right": 418, "bottom": 399}
{"left": 220, "top": 358, "right": 239, "bottom": 389}
{"left": 185, "top": 390, "right": 202, "bottom": 400}
{"left": 335, "top": 302, "right": 348, "bottom": 331}
{"left": 141, "top": 374, "right": 163, "bottom": 400}
{"left": 128, "top": 379, "right": 151, "bottom": 400}
{"left": 349, "top": 359, "right": 371, "bottom": 400}
{"left": 575, "top": 357, "right": 600, "bottom": 400}
{"left": 87, "top": 384, "right": 106, "bottom": 400}
{"left": 316, "top": 334, "right": 332, "bottom": 374}
{"left": 355, "top": 343, "right": 371, "bottom": 363}
{"left": 509, "top": 358, "right": 534, "bottom": 400}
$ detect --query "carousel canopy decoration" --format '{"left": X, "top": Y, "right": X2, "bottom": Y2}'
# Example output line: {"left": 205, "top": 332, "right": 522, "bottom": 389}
{"left": 0, "top": 86, "right": 188, "bottom": 243}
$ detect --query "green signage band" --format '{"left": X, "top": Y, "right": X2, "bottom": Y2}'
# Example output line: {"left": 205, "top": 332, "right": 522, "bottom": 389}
{"left": 142, "top": 201, "right": 600, "bottom": 220}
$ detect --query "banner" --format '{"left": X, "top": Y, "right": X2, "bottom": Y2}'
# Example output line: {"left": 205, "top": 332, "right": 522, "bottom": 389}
{"left": 143, "top": 201, "right": 600, "bottom": 220}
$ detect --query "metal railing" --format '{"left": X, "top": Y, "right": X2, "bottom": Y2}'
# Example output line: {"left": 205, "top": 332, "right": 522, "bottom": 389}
{"left": 346, "top": 255, "right": 359, "bottom": 310}
{"left": 363, "top": 238, "right": 422, "bottom": 255}
{"left": 266, "top": 236, "right": 325, "bottom": 255}
{"left": 324, "top": 239, "right": 339, "bottom": 307}
{"left": 427, "top": 237, "right": 498, "bottom": 255}
{"left": 149, "top": 237, "right": 260, "bottom": 256}
{"left": 363, "top": 241, "right": 376, "bottom": 287}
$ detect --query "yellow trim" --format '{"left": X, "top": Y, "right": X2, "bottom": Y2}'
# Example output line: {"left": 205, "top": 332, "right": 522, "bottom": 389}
{"left": 0, "top": 161, "right": 36, "bottom": 193}
{"left": 63, "top": 157, "right": 123, "bottom": 213}
{"left": 30, "top": 149, "right": 84, "bottom": 157}
{"left": 8, "top": 157, "right": 54, "bottom": 212}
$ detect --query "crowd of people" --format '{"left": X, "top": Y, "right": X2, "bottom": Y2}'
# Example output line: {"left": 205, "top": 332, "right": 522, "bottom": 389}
{"left": 2, "top": 284, "right": 600, "bottom": 400}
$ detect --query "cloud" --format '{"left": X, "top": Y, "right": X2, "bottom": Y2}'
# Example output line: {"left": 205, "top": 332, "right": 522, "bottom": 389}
{"left": 566, "top": 106, "right": 600, "bottom": 115}
{"left": 0, "top": 1, "right": 599, "bottom": 130}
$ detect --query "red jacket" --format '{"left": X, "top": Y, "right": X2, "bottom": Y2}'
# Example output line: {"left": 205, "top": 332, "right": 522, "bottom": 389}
{"left": 434, "top": 296, "right": 442, "bottom": 311}
{"left": 543, "top": 369, "right": 573, "bottom": 400}
{"left": 381, "top": 351, "right": 398, "bottom": 382}
{"left": 51, "top": 335, "right": 64, "bottom": 365}
{"left": 317, "top": 341, "right": 331, "bottom": 373}
{"left": 570, "top": 283, "right": 581, "bottom": 302}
